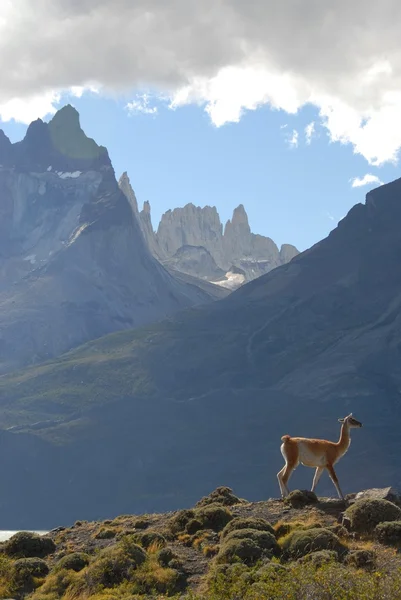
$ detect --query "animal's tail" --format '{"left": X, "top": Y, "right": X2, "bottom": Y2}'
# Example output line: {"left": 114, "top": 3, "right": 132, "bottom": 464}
{"left": 281, "top": 434, "right": 291, "bottom": 442}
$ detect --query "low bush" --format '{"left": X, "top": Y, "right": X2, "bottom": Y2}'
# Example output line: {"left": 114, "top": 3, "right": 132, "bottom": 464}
{"left": 217, "top": 537, "right": 264, "bottom": 565}
{"left": 186, "top": 518, "right": 203, "bottom": 535}
{"left": 280, "top": 527, "right": 347, "bottom": 560}
{"left": 134, "top": 531, "right": 166, "bottom": 549}
{"left": 222, "top": 517, "right": 275, "bottom": 539}
{"left": 83, "top": 545, "right": 145, "bottom": 590}
{"left": 54, "top": 552, "right": 90, "bottom": 572}
{"left": 345, "top": 499, "right": 401, "bottom": 533}
{"left": 156, "top": 547, "right": 176, "bottom": 567}
{"left": 94, "top": 528, "right": 116, "bottom": 540}
{"left": 284, "top": 490, "right": 318, "bottom": 508}
{"left": 4, "top": 532, "right": 56, "bottom": 558}
{"left": 224, "top": 529, "right": 280, "bottom": 557}
{"left": 344, "top": 549, "right": 376, "bottom": 570}
{"left": 298, "top": 549, "right": 339, "bottom": 568}
{"left": 169, "top": 509, "right": 196, "bottom": 534}
{"left": 196, "top": 504, "right": 233, "bottom": 532}
{"left": 13, "top": 557, "right": 49, "bottom": 578}
{"left": 196, "top": 486, "right": 242, "bottom": 507}
{"left": 375, "top": 521, "right": 401, "bottom": 547}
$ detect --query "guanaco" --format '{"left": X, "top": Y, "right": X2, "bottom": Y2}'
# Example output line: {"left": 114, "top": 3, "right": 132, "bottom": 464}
{"left": 277, "top": 413, "right": 362, "bottom": 499}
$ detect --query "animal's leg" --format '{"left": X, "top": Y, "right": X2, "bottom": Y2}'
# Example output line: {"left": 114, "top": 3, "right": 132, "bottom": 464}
{"left": 311, "top": 466, "right": 324, "bottom": 493}
{"left": 277, "top": 466, "right": 287, "bottom": 498}
{"left": 280, "top": 463, "right": 295, "bottom": 497}
{"left": 326, "top": 464, "right": 344, "bottom": 499}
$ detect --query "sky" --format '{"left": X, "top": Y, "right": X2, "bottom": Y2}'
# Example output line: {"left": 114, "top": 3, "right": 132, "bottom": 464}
{"left": 1, "top": 1, "right": 401, "bottom": 251}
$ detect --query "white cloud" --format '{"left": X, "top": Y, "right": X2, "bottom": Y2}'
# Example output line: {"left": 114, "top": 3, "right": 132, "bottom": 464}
{"left": 2, "top": 1, "right": 401, "bottom": 164}
{"left": 0, "top": 91, "right": 61, "bottom": 124}
{"left": 126, "top": 94, "right": 158, "bottom": 116}
{"left": 287, "top": 129, "right": 299, "bottom": 149}
{"left": 305, "top": 122, "right": 315, "bottom": 145}
{"left": 350, "top": 174, "right": 384, "bottom": 188}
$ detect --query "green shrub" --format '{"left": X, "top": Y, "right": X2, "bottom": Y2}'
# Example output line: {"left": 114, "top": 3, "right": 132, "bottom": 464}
{"left": 205, "top": 560, "right": 401, "bottom": 600}
{"left": 186, "top": 518, "right": 203, "bottom": 535}
{"left": 84, "top": 548, "right": 134, "bottom": 589}
{"left": 132, "top": 518, "right": 150, "bottom": 529}
{"left": 168, "top": 558, "right": 185, "bottom": 571}
{"left": 169, "top": 509, "right": 196, "bottom": 534}
{"left": 196, "top": 504, "right": 233, "bottom": 532}
{"left": 94, "top": 528, "right": 116, "bottom": 540}
{"left": 196, "top": 486, "right": 242, "bottom": 507}
{"left": 274, "top": 522, "right": 293, "bottom": 538}
{"left": 344, "top": 550, "right": 376, "bottom": 570}
{"left": 83, "top": 543, "right": 146, "bottom": 591}
{"left": 284, "top": 490, "right": 318, "bottom": 508}
{"left": 224, "top": 529, "right": 280, "bottom": 557}
{"left": 118, "top": 537, "right": 148, "bottom": 565}
{"left": 4, "top": 532, "right": 56, "bottom": 558}
{"left": 256, "top": 562, "right": 289, "bottom": 580}
{"left": 281, "top": 527, "right": 347, "bottom": 560}
{"left": 134, "top": 531, "right": 166, "bottom": 549}
{"left": 375, "top": 521, "right": 401, "bottom": 547}
{"left": 54, "top": 552, "right": 90, "bottom": 572}
{"left": 221, "top": 517, "right": 275, "bottom": 539}
{"left": 328, "top": 524, "right": 349, "bottom": 538}
{"left": 156, "top": 547, "right": 176, "bottom": 567}
{"left": 298, "top": 550, "right": 339, "bottom": 568}
{"left": 217, "top": 537, "right": 264, "bottom": 565}
{"left": 13, "top": 557, "right": 49, "bottom": 578}
{"left": 345, "top": 499, "right": 401, "bottom": 533}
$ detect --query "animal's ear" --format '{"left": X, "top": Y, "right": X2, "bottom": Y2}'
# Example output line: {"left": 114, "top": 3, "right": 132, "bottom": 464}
{"left": 349, "top": 412, "right": 353, "bottom": 417}
{"left": 338, "top": 417, "right": 345, "bottom": 423}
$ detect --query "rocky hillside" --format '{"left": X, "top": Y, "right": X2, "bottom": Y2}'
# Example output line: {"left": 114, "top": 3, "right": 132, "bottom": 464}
{"left": 119, "top": 173, "right": 298, "bottom": 290}
{"left": 0, "top": 106, "right": 218, "bottom": 373}
{"left": 2, "top": 486, "right": 401, "bottom": 600}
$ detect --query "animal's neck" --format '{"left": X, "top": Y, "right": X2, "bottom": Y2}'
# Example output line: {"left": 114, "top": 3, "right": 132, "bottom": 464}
{"left": 337, "top": 422, "right": 351, "bottom": 455}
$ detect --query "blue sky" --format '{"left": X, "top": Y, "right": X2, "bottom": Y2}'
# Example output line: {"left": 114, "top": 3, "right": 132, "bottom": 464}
{"left": 1, "top": 92, "right": 398, "bottom": 252}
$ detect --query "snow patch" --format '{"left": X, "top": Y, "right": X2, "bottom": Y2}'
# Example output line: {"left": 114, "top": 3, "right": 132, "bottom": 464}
{"left": 56, "top": 171, "right": 82, "bottom": 179}
{"left": 47, "top": 166, "right": 52, "bottom": 171}
{"left": 24, "top": 254, "right": 36, "bottom": 265}
{"left": 213, "top": 271, "right": 246, "bottom": 290}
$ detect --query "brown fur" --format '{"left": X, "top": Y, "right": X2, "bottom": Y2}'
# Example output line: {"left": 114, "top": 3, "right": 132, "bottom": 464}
{"left": 277, "top": 415, "right": 362, "bottom": 500}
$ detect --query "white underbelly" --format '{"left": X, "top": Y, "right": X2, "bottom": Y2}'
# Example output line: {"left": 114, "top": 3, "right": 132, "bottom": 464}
{"left": 298, "top": 442, "right": 326, "bottom": 467}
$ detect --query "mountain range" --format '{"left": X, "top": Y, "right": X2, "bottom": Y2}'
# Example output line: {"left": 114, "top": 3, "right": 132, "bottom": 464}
{"left": 0, "top": 106, "right": 223, "bottom": 374}
{"left": 0, "top": 149, "right": 399, "bottom": 528}
{"left": 119, "top": 172, "right": 298, "bottom": 290}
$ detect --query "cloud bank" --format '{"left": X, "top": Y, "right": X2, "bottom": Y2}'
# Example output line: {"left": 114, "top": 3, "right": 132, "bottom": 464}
{"left": 2, "top": 1, "right": 401, "bottom": 163}
{"left": 350, "top": 174, "right": 384, "bottom": 188}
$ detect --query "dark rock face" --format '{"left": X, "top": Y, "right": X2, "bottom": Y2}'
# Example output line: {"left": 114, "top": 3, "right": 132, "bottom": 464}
{"left": 0, "top": 107, "right": 215, "bottom": 373}
{"left": 117, "top": 180, "right": 299, "bottom": 289}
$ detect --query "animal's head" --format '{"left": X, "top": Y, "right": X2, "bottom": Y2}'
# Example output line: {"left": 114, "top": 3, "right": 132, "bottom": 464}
{"left": 338, "top": 413, "right": 362, "bottom": 428}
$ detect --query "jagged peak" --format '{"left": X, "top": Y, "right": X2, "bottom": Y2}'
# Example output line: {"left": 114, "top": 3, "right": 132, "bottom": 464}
{"left": 142, "top": 200, "right": 151, "bottom": 214}
{"left": 119, "top": 171, "right": 130, "bottom": 185}
{"left": 49, "top": 104, "right": 80, "bottom": 129}
{"left": 48, "top": 104, "right": 105, "bottom": 162}
{"left": 23, "top": 118, "right": 48, "bottom": 143}
{"left": 231, "top": 203, "right": 249, "bottom": 224}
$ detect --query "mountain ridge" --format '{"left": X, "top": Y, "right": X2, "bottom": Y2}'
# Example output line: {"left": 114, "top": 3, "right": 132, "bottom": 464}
{"left": 0, "top": 175, "right": 398, "bottom": 526}
{"left": 118, "top": 172, "right": 298, "bottom": 289}
{"left": 0, "top": 106, "right": 217, "bottom": 373}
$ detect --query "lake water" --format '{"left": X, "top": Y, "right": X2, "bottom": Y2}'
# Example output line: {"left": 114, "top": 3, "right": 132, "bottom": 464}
{"left": 0, "top": 531, "right": 48, "bottom": 542}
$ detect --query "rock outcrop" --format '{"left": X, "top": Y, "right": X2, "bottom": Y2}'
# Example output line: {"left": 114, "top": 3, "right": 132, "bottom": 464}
{"left": 0, "top": 106, "right": 217, "bottom": 373}
{"left": 118, "top": 178, "right": 298, "bottom": 289}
